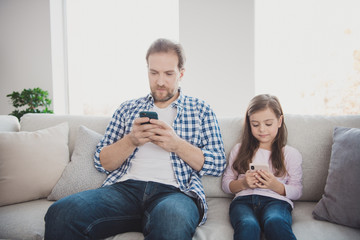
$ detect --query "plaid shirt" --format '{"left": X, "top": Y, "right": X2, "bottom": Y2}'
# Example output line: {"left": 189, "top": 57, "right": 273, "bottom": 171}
{"left": 94, "top": 90, "right": 226, "bottom": 225}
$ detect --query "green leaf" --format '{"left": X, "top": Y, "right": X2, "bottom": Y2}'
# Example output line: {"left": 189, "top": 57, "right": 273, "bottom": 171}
{"left": 6, "top": 87, "right": 54, "bottom": 120}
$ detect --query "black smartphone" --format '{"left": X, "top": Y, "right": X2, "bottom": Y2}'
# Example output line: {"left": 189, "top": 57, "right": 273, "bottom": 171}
{"left": 139, "top": 111, "right": 158, "bottom": 124}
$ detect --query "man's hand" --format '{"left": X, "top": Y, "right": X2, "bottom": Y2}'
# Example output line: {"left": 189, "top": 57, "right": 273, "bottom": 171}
{"left": 128, "top": 117, "right": 161, "bottom": 147}
{"left": 99, "top": 117, "right": 160, "bottom": 171}
{"left": 145, "top": 119, "right": 182, "bottom": 152}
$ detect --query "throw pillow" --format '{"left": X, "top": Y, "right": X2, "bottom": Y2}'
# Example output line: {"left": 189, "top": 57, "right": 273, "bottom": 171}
{"left": 47, "top": 125, "right": 106, "bottom": 200}
{"left": 0, "top": 122, "right": 69, "bottom": 206}
{"left": 312, "top": 126, "right": 360, "bottom": 228}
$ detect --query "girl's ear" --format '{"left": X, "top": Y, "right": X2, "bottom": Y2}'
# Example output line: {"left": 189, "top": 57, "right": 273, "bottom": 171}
{"left": 278, "top": 115, "right": 283, "bottom": 128}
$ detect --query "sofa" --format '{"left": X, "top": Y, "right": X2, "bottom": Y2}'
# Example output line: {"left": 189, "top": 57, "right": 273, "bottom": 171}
{"left": 0, "top": 113, "right": 359, "bottom": 240}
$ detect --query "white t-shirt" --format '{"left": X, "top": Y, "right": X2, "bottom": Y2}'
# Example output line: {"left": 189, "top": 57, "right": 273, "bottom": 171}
{"left": 120, "top": 104, "right": 179, "bottom": 187}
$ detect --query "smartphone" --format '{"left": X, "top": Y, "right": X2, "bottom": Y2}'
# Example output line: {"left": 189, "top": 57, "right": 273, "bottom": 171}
{"left": 139, "top": 111, "right": 158, "bottom": 124}
{"left": 249, "top": 163, "right": 269, "bottom": 172}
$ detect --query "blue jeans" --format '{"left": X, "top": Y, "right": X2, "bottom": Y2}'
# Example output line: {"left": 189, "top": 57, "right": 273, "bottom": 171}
{"left": 229, "top": 195, "right": 296, "bottom": 240}
{"left": 44, "top": 180, "right": 201, "bottom": 240}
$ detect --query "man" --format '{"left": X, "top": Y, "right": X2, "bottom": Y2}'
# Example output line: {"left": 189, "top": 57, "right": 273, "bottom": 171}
{"left": 44, "top": 38, "right": 226, "bottom": 240}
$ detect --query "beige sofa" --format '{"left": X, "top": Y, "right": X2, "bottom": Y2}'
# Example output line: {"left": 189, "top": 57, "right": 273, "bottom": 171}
{"left": 0, "top": 113, "right": 359, "bottom": 240}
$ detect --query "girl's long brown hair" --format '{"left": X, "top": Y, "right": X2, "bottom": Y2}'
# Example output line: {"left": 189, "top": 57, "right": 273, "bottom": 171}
{"left": 232, "top": 94, "right": 288, "bottom": 177}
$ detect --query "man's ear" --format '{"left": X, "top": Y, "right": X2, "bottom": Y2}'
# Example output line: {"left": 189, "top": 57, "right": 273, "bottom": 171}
{"left": 179, "top": 68, "right": 185, "bottom": 79}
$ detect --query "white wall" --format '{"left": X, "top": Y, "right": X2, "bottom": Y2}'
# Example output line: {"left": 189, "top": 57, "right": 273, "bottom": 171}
{"left": 0, "top": 0, "right": 254, "bottom": 117}
{"left": 0, "top": 0, "right": 53, "bottom": 116}
{"left": 179, "top": 0, "right": 254, "bottom": 117}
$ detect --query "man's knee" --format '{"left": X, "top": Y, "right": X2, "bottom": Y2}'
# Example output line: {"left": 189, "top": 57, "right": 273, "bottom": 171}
{"left": 44, "top": 199, "right": 76, "bottom": 239}
{"left": 45, "top": 194, "right": 90, "bottom": 231}
{"left": 144, "top": 196, "right": 199, "bottom": 239}
{"left": 45, "top": 200, "right": 68, "bottom": 225}
{"left": 155, "top": 198, "right": 198, "bottom": 226}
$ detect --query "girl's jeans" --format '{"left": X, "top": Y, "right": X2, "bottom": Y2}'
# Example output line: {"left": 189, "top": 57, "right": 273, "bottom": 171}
{"left": 230, "top": 195, "right": 296, "bottom": 240}
{"left": 44, "top": 179, "right": 200, "bottom": 240}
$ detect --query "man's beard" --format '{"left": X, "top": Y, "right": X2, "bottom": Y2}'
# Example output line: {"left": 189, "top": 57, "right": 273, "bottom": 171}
{"left": 151, "top": 87, "right": 179, "bottom": 102}
{"left": 152, "top": 89, "right": 175, "bottom": 102}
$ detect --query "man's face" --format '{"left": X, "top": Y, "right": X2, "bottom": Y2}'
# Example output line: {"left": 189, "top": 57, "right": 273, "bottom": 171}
{"left": 148, "top": 52, "right": 184, "bottom": 107}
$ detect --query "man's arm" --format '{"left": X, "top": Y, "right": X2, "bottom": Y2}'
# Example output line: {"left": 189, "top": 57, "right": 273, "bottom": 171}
{"left": 172, "top": 138, "right": 204, "bottom": 171}
{"left": 147, "top": 118, "right": 205, "bottom": 171}
{"left": 147, "top": 109, "right": 226, "bottom": 175}
{"left": 196, "top": 110, "right": 226, "bottom": 176}
{"left": 99, "top": 134, "right": 136, "bottom": 171}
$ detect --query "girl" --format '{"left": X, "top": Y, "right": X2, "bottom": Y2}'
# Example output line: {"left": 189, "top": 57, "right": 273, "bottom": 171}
{"left": 222, "top": 94, "right": 302, "bottom": 240}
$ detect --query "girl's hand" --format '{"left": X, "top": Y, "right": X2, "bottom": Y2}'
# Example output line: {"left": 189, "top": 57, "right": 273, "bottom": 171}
{"left": 244, "top": 170, "right": 260, "bottom": 189}
{"left": 254, "top": 170, "right": 286, "bottom": 196}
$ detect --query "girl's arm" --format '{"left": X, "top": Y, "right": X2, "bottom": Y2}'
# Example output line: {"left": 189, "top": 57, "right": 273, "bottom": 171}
{"left": 229, "top": 170, "right": 259, "bottom": 193}
{"left": 283, "top": 146, "right": 303, "bottom": 200}
{"left": 222, "top": 144, "right": 258, "bottom": 193}
{"left": 221, "top": 144, "right": 241, "bottom": 194}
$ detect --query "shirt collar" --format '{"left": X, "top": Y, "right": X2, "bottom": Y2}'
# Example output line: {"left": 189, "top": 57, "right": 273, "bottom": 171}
{"left": 172, "top": 88, "right": 185, "bottom": 109}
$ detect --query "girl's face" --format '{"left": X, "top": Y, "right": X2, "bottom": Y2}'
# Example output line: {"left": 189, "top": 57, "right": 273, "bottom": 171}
{"left": 249, "top": 107, "right": 283, "bottom": 150}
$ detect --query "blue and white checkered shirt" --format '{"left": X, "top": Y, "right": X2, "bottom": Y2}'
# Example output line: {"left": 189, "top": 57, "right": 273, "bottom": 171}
{"left": 94, "top": 90, "right": 226, "bottom": 225}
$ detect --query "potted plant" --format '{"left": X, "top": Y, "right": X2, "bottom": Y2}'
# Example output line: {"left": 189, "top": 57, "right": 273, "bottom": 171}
{"left": 6, "top": 87, "right": 53, "bottom": 120}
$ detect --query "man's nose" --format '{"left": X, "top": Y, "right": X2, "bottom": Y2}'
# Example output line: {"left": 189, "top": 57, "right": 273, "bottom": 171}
{"left": 157, "top": 74, "right": 165, "bottom": 85}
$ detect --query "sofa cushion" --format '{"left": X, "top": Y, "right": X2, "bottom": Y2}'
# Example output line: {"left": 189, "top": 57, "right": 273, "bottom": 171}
{"left": 312, "top": 127, "right": 360, "bottom": 228}
{"left": 285, "top": 114, "right": 360, "bottom": 201}
{"left": 20, "top": 113, "right": 110, "bottom": 156}
{"left": 293, "top": 202, "right": 360, "bottom": 239}
{"left": 0, "top": 115, "right": 20, "bottom": 132}
{"left": 0, "top": 123, "right": 69, "bottom": 206}
{"left": 203, "top": 117, "right": 242, "bottom": 198}
{"left": 193, "top": 198, "right": 233, "bottom": 239}
{"left": 0, "top": 199, "right": 53, "bottom": 240}
{"left": 48, "top": 125, "right": 107, "bottom": 200}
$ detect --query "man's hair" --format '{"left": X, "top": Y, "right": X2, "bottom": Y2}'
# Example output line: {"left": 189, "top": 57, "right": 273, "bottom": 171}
{"left": 146, "top": 38, "right": 186, "bottom": 70}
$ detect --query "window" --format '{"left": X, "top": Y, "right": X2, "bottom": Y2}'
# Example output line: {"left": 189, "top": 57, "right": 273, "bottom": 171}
{"left": 255, "top": 0, "right": 360, "bottom": 115}
{"left": 66, "top": 0, "right": 179, "bottom": 115}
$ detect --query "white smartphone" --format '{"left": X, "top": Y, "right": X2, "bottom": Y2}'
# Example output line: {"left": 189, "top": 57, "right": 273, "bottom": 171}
{"left": 249, "top": 163, "right": 269, "bottom": 172}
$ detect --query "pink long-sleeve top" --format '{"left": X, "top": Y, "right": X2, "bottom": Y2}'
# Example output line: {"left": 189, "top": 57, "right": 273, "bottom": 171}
{"left": 222, "top": 143, "right": 303, "bottom": 208}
